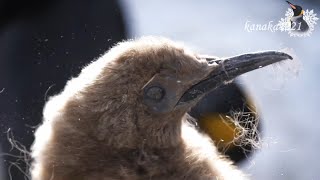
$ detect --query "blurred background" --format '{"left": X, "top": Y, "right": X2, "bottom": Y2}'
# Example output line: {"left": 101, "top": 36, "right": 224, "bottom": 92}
{"left": 0, "top": 0, "right": 319, "bottom": 179}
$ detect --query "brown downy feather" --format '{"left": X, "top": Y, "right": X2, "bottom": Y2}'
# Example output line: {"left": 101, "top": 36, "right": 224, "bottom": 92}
{"left": 31, "top": 37, "right": 248, "bottom": 180}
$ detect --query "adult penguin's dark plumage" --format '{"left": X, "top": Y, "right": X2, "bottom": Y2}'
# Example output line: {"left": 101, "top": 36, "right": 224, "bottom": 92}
{"left": 30, "top": 37, "right": 292, "bottom": 180}
{"left": 286, "top": 1, "right": 309, "bottom": 32}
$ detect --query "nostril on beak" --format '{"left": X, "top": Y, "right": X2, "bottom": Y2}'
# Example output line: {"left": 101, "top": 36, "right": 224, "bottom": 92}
{"left": 206, "top": 59, "right": 222, "bottom": 65}
{"left": 214, "top": 60, "right": 222, "bottom": 64}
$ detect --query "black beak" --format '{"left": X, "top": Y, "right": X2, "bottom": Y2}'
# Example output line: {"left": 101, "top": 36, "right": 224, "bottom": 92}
{"left": 286, "top": 1, "right": 297, "bottom": 9}
{"left": 177, "top": 51, "right": 292, "bottom": 105}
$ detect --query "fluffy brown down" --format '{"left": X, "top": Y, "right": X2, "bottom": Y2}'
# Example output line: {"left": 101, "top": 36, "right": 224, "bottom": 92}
{"left": 31, "top": 37, "right": 248, "bottom": 180}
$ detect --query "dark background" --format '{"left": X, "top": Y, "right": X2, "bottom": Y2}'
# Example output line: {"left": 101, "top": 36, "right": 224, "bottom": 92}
{"left": 0, "top": 0, "right": 127, "bottom": 179}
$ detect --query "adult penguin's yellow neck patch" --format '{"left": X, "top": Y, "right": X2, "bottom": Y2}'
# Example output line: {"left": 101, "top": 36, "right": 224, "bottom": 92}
{"left": 198, "top": 113, "right": 242, "bottom": 150}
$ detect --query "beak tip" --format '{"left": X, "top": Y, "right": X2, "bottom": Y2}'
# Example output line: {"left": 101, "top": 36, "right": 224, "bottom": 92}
{"left": 281, "top": 52, "right": 293, "bottom": 60}
{"left": 177, "top": 51, "right": 293, "bottom": 106}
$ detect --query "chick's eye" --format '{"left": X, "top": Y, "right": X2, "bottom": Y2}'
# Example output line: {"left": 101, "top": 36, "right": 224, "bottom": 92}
{"left": 145, "top": 86, "right": 165, "bottom": 101}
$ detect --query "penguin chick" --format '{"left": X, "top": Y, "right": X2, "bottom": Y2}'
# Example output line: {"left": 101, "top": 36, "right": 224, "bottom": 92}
{"left": 31, "top": 37, "right": 292, "bottom": 180}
